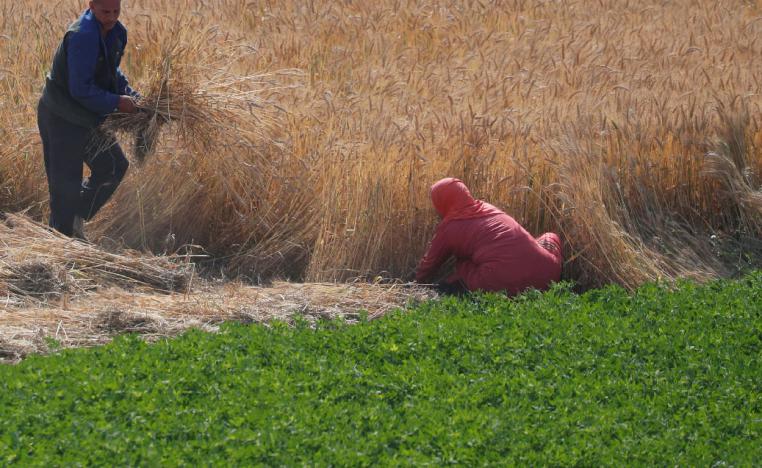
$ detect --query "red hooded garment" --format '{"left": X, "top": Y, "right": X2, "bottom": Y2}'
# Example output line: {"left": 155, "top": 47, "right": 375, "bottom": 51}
{"left": 416, "top": 178, "right": 562, "bottom": 295}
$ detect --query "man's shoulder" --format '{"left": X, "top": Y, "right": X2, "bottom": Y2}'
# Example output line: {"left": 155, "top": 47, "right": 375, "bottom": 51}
{"left": 67, "top": 11, "right": 99, "bottom": 37}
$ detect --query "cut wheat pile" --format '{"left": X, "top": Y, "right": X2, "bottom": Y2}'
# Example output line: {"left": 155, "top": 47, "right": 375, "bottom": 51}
{"left": 0, "top": 212, "right": 435, "bottom": 362}
{"left": 0, "top": 214, "right": 193, "bottom": 306}
{"left": 0, "top": 213, "right": 435, "bottom": 363}
{"left": 95, "top": 26, "right": 287, "bottom": 165}
{"left": 0, "top": 279, "right": 436, "bottom": 363}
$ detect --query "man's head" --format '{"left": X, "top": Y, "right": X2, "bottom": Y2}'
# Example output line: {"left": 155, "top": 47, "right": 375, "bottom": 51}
{"left": 89, "top": 0, "right": 121, "bottom": 33}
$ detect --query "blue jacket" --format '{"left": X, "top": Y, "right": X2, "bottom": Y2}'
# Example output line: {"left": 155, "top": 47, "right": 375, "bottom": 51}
{"left": 41, "top": 9, "right": 138, "bottom": 127}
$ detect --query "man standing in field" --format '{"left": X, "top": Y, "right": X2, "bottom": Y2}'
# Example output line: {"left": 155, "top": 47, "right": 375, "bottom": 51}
{"left": 37, "top": 0, "right": 139, "bottom": 239}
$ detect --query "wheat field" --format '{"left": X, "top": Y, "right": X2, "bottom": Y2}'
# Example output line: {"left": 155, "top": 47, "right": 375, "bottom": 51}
{"left": 1, "top": 0, "right": 761, "bottom": 290}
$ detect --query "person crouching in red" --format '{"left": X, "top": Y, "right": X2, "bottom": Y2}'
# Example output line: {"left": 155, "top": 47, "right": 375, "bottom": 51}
{"left": 415, "top": 177, "right": 563, "bottom": 296}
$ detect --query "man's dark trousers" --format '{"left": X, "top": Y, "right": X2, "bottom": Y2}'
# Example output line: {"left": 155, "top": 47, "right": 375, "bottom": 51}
{"left": 37, "top": 99, "right": 129, "bottom": 237}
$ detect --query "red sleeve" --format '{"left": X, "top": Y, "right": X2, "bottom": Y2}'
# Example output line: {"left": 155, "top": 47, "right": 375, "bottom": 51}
{"left": 415, "top": 224, "right": 452, "bottom": 283}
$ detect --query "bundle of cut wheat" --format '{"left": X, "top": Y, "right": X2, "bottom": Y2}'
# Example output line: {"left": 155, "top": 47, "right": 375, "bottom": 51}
{"left": 95, "top": 27, "right": 286, "bottom": 165}
{"left": 97, "top": 43, "right": 212, "bottom": 164}
{"left": 0, "top": 214, "right": 195, "bottom": 303}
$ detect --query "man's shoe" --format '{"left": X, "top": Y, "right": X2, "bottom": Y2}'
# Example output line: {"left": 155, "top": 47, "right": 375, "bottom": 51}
{"left": 72, "top": 216, "right": 87, "bottom": 242}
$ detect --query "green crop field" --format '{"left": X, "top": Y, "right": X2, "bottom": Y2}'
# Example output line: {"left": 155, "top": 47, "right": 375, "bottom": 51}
{"left": 2, "top": 273, "right": 760, "bottom": 465}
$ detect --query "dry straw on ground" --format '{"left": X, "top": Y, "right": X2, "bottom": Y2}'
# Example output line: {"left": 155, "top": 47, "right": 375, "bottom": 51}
{"left": 0, "top": 214, "right": 193, "bottom": 306}
{"left": 0, "top": 216, "right": 434, "bottom": 364}
{"left": 0, "top": 271, "right": 436, "bottom": 364}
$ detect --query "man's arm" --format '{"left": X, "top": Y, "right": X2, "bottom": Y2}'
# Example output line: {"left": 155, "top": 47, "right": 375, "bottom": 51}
{"left": 66, "top": 30, "right": 120, "bottom": 114}
{"left": 116, "top": 68, "right": 140, "bottom": 98}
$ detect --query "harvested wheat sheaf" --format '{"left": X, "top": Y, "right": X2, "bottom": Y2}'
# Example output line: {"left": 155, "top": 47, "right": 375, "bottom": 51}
{"left": 96, "top": 27, "right": 285, "bottom": 165}
{"left": 0, "top": 261, "right": 66, "bottom": 299}
{"left": 0, "top": 214, "right": 194, "bottom": 304}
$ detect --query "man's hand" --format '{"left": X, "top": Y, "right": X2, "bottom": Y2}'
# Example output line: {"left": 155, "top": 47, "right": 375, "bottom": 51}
{"left": 117, "top": 95, "right": 138, "bottom": 113}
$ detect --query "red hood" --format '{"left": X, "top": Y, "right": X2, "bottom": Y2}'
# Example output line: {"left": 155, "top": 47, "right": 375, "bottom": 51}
{"left": 430, "top": 178, "right": 503, "bottom": 221}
